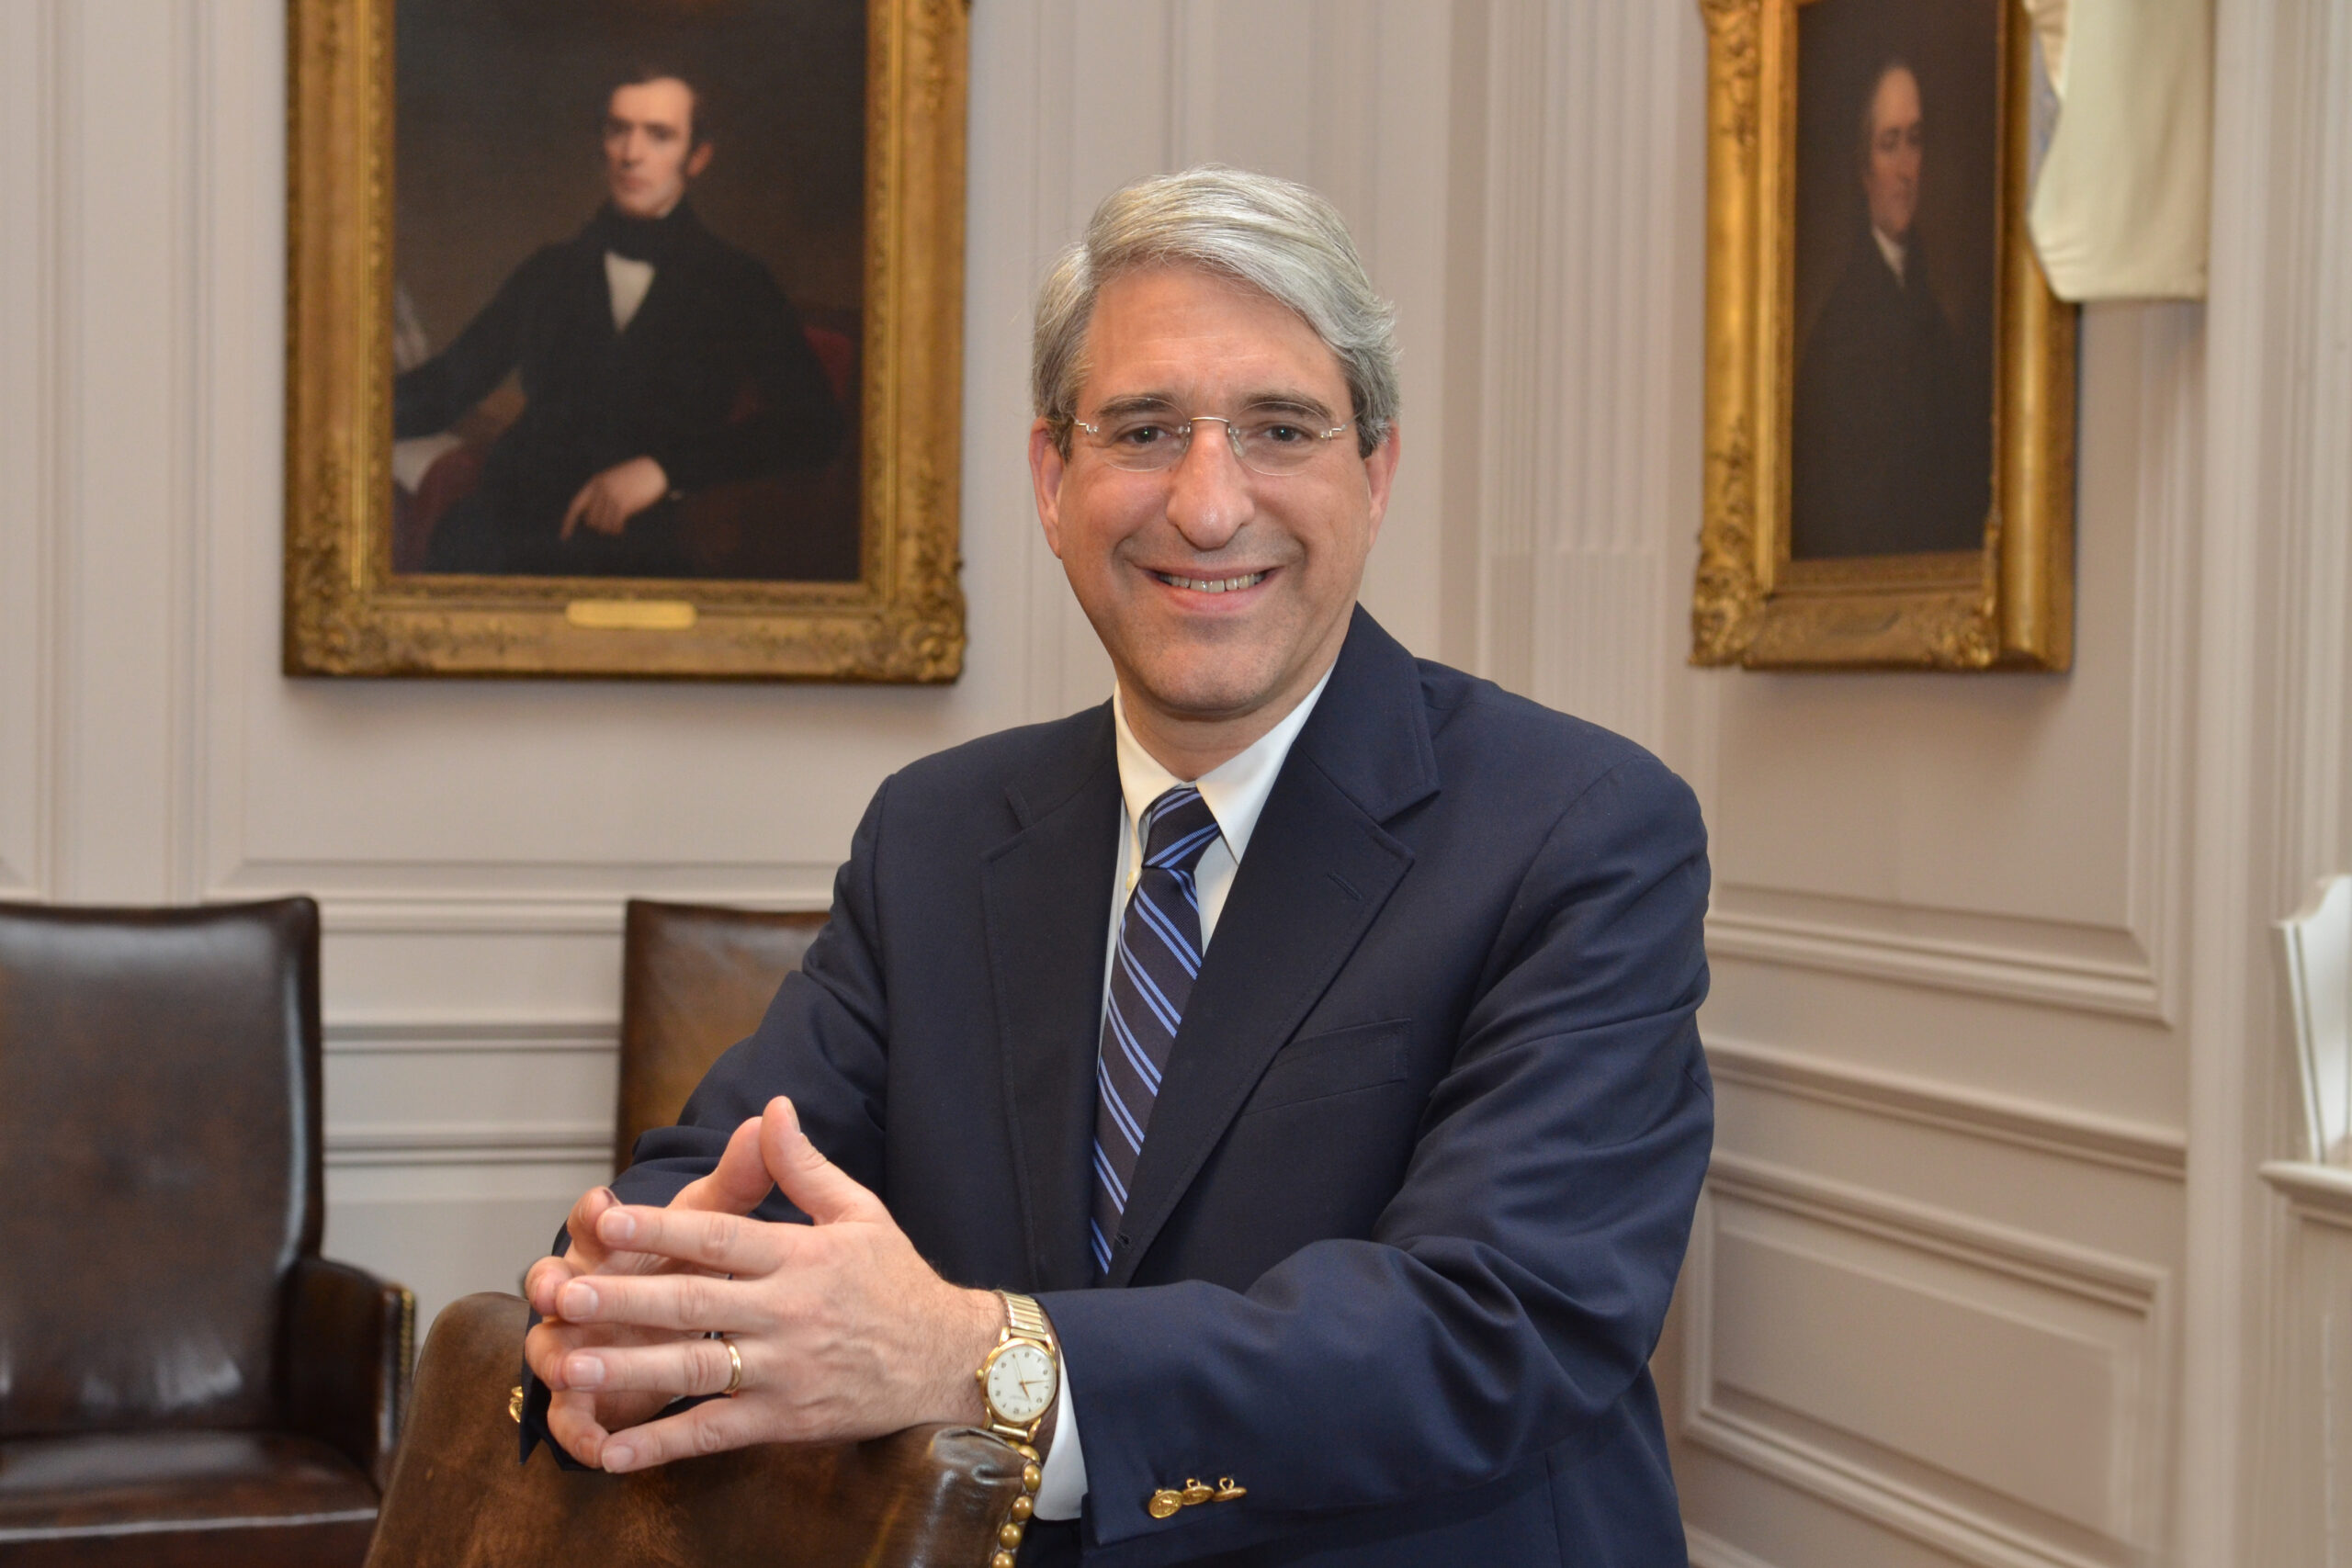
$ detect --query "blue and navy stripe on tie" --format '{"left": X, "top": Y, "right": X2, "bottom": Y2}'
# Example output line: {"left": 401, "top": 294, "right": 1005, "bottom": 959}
{"left": 1091, "top": 785, "right": 1222, "bottom": 1277}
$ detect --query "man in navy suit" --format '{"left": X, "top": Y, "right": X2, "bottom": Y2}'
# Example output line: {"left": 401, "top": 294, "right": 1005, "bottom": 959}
{"left": 520, "top": 166, "right": 1712, "bottom": 1565}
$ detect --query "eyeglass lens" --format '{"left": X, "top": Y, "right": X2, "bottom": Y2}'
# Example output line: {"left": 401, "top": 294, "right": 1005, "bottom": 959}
{"left": 1083, "top": 414, "right": 1344, "bottom": 476}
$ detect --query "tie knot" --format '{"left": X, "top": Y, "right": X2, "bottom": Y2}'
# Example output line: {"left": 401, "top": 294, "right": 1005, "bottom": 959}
{"left": 1141, "top": 786, "right": 1222, "bottom": 874}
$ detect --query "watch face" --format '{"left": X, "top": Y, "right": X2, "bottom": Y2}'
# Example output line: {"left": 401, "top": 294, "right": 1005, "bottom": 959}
{"left": 986, "top": 1341, "right": 1055, "bottom": 1424}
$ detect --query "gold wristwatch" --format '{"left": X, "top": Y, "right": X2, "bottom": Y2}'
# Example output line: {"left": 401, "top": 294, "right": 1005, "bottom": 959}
{"left": 978, "top": 1293, "right": 1058, "bottom": 1568}
{"left": 977, "top": 1291, "right": 1060, "bottom": 1449}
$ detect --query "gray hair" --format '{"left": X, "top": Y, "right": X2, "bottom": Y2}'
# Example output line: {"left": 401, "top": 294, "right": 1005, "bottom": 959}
{"left": 1032, "top": 165, "right": 1399, "bottom": 457}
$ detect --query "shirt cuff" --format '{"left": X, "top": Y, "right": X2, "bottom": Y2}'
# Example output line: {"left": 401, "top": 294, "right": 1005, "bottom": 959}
{"left": 1030, "top": 1352, "right": 1086, "bottom": 1519}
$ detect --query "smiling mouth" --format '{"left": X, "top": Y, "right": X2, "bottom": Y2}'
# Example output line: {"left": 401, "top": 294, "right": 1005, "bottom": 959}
{"left": 1152, "top": 570, "right": 1267, "bottom": 593}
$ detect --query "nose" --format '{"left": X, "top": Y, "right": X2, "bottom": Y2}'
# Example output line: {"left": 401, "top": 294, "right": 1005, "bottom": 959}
{"left": 1163, "top": 420, "right": 1254, "bottom": 550}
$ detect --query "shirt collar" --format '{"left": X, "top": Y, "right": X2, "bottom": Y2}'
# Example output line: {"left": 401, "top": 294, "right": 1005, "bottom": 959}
{"left": 1111, "top": 664, "right": 1336, "bottom": 864}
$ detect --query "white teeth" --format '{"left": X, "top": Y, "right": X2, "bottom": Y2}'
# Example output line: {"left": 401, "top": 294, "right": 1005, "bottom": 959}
{"left": 1156, "top": 571, "right": 1267, "bottom": 592}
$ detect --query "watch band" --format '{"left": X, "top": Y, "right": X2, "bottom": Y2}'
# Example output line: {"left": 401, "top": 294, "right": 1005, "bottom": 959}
{"left": 1000, "top": 1291, "right": 1055, "bottom": 1348}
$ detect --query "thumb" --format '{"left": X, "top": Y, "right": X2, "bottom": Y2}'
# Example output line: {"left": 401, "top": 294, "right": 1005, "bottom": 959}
{"left": 673, "top": 1115, "right": 775, "bottom": 1216}
{"left": 761, "top": 1097, "right": 888, "bottom": 1227}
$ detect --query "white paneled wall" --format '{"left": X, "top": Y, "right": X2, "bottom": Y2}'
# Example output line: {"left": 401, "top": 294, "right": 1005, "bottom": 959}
{"left": 9, "top": 0, "right": 2346, "bottom": 1562}
{"left": 1445, "top": 2, "right": 2321, "bottom": 1565}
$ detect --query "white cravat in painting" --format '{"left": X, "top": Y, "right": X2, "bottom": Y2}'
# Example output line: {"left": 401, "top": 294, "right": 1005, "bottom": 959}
{"left": 605, "top": 252, "right": 656, "bottom": 333}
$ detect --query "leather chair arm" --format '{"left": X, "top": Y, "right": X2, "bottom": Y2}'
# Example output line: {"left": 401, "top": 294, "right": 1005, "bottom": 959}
{"left": 287, "top": 1254, "right": 415, "bottom": 1492}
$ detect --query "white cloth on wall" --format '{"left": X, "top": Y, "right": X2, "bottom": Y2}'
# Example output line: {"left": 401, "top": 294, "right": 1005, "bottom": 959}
{"left": 2022, "top": 0, "right": 2212, "bottom": 300}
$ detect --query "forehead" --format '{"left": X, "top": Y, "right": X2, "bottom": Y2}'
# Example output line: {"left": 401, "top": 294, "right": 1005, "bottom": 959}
{"left": 607, "top": 77, "right": 695, "bottom": 128}
{"left": 1870, "top": 67, "right": 1921, "bottom": 127}
{"left": 1077, "top": 265, "right": 1346, "bottom": 407}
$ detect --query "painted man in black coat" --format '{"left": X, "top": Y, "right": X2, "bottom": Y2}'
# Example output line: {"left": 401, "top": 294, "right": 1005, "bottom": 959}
{"left": 1791, "top": 60, "right": 1990, "bottom": 559}
{"left": 395, "top": 70, "right": 842, "bottom": 577}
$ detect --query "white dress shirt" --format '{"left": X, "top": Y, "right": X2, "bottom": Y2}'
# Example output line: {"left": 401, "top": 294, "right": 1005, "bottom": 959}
{"left": 605, "top": 252, "right": 656, "bottom": 332}
{"left": 1029, "top": 665, "right": 1336, "bottom": 1521}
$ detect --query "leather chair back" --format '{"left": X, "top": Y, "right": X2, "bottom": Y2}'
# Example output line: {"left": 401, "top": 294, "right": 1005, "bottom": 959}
{"left": 364, "top": 1293, "right": 1028, "bottom": 1568}
{"left": 616, "top": 900, "right": 827, "bottom": 1170}
{"left": 0, "top": 897, "right": 322, "bottom": 1437}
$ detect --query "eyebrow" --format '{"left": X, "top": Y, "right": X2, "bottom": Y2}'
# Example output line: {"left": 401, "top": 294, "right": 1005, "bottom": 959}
{"left": 1088, "top": 390, "right": 1339, "bottom": 423}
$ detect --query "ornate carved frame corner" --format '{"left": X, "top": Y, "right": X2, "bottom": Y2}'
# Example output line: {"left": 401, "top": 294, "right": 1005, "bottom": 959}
{"left": 284, "top": 0, "right": 968, "bottom": 680}
{"left": 1691, "top": 0, "right": 2076, "bottom": 671}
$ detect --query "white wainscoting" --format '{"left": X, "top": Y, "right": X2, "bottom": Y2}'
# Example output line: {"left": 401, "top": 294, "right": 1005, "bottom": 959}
{"left": 2254, "top": 1163, "right": 2352, "bottom": 1568}
{"left": 1685, "top": 1156, "right": 2169, "bottom": 1568}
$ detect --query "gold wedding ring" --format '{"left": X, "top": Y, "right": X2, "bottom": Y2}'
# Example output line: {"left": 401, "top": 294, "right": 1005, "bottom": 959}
{"left": 720, "top": 1337, "right": 743, "bottom": 1398}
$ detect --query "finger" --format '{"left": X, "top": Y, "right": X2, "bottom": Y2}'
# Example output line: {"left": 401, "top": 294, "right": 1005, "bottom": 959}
{"left": 546, "top": 1389, "right": 613, "bottom": 1467}
{"left": 561, "top": 485, "right": 592, "bottom": 539}
{"left": 525, "top": 1253, "right": 583, "bottom": 1318}
{"left": 763, "top": 1097, "right": 888, "bottom": 1227}
{"left": 558, "top": 1334, "right": 741, "bottom": 1399}
{"left": 523, "top": 1317, "right": 585, "bottom": 1387}
{"left": 555, "top": 1269, "right": 744, "bottom": 1335}
{"left": 673, "top": 1116, "right": 777, "bottom": 1216}
{"left": 549, "top": 1188, "right": 623, "bottom": 1287}
{"left": 595, "top": 1203, "right": 791, "bottom": 1278}
{"left": 599, "top": 1395, "right": 765, "bottom": 1473}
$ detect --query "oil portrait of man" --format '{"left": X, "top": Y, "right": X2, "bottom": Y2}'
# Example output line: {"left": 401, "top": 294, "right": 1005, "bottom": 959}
{"left": 1790, "top": 1, "right": 1999, "bottom": 562}
{"left": 389, "top": 3, "right": 865, "bottom": 582}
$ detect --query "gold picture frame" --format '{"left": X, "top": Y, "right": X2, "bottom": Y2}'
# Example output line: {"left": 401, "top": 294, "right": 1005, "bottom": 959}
{"left": 1691, "top": 0, "right": 2076, "bottom": 671}
{"left": 285, "top": 0, "right": 967, "bottom": 680}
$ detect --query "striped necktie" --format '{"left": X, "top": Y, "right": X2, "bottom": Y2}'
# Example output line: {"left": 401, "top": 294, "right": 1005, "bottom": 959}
{"left": 1091, "top": 784, "right": 1223, "bottom": 1278}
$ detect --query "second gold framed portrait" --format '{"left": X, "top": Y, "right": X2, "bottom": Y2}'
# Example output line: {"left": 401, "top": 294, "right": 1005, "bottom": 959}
{"left": 1691, "top": 0, "right": 2076, "bottom": 671}
{"left": 285, "top": 0, "right": 967, "bottom": 680}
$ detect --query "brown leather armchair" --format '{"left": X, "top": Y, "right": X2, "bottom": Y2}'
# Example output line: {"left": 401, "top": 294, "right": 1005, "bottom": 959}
{"left": 0, "top": 897, "right": 412, "bottom": 1566}
{"left": 363, "top": 1293, "right": 1029, "bottom": 1568}
{"left": 615, "top": 899, "right": 827, "bottom": 1170}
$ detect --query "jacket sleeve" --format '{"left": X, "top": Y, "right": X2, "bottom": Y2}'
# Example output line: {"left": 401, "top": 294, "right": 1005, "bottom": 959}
{"left": 1035, "top": 756, "right": 1713, "bottom": 1565}
{"left": 392, "top": 251, "right": 549, "bottom": 439}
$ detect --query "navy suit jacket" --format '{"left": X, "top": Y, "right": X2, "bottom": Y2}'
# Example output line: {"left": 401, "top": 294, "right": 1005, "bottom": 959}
{"left": 607, "top": 608, "right": 1713, "bottom": 1566}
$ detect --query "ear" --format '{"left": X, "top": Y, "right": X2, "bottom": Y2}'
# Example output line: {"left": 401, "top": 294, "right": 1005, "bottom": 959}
{"left": 1360, "top": 423, "right": 1402, "bottom": 548}
{"left": 685, "top": 141, "right": 715, "bottom": 181}
{"left": 1028, "top": 420, "right": 1069, "bottom": 559}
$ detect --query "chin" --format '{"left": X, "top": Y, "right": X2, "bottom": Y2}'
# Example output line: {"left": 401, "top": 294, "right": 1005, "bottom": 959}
{"left": 1125, "top": 658, "right": 1283, "bottom": 725}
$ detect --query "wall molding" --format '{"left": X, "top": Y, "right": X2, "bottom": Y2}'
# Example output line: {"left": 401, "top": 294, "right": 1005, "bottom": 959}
{"left": 324, "top": 1013, "right": 617, "bottom": 1055}
{"left": 1707, "top": 1034, "right": 2187, "bottom": 1179}
{"left": 324, "top": 1121, "right": 610, "bottom": 1168}
{"left": 1685, "top": 1154, "right": 2171, "bottom": 1568}
{"left": 1702, "top": 1152, "right": 2169, "bottom": 1310}
{"left": 2259, "top": 1160, "right": 2352, "bottom": 1232}
{"left": 311, "top": 890, "right": 830, "bottom": 938}
{"left": 1683, "top": 1526, "right": 1782, "bottom": 1568}
{"left": 1704, "top": 901, "right": 2165, "bottom": 1024}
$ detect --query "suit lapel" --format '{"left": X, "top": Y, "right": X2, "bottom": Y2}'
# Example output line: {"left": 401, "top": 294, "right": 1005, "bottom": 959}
{"left": 980, "top": 711, "right": 1122, "bottom": 1292}
{"left": 1105, "top": 610, "right": 1442, "bottom": 1286}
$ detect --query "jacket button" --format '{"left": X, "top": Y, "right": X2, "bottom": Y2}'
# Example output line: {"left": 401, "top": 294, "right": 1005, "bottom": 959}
{"left": 1148, "top": 1489, "right": 1183, "bottom": 1519}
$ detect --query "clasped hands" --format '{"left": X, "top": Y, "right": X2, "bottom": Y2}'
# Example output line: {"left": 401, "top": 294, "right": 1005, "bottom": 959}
{"left": 523, "top": 1096, "right": 1003, "bottom": 1472}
